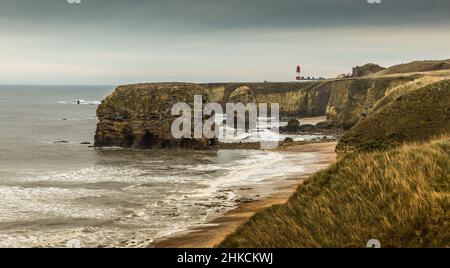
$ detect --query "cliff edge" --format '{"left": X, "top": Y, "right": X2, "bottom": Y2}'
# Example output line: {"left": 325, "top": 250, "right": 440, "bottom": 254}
{"left": 94, "top": 83, "right": 216, "bottom": 149}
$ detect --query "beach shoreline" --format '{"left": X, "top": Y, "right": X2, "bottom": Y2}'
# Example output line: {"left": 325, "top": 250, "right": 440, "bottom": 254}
{"left": 151, "top": 142, "right": 337, "bottom": 248}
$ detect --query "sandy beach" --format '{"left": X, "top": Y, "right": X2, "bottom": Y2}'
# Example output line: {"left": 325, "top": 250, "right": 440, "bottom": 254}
{"left": 152, "top": 142, "right": 337, "bottom": 248}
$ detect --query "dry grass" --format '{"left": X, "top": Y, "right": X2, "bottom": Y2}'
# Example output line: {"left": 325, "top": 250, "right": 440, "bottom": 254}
{"left": 373, "top": 76, "right": 448, "bottom": 112}
{"left": 220, "top": 137, "right": 450, "bottom": 248}
{"left": 336, "top": 79, "right": 450, "bottom": 154}
{"left": 374, "top": 60, "right": 450, "bottom": 76}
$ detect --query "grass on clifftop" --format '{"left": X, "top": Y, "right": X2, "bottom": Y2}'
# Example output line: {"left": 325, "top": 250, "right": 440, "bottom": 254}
{"left": 336, "top": 80, "right": 450, "bottom": 154}
{"left": 220, "top": 137, "right": 450, "bottom": 248}
{"left": 374, "top": 59, "right": 450, "bottom": 76}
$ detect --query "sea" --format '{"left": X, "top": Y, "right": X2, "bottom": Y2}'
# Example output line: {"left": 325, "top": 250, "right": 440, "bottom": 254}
{"left": 0, "top": 85, "right": 329, "bottom": 248}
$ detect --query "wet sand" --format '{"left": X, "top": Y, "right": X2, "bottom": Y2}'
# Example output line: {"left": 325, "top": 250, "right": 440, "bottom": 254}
{"left": 151, "top": 142, "right": 337, "bottom": 248}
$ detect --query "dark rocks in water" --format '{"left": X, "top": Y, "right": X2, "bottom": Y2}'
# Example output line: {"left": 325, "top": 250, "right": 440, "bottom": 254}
{"left": 315, "top": 120, "right": 334, "bottom": 130}
{"left": 94, "top": 83, "right": 217, "bottom": 150}
{"left": 280, "top": 119, "right": 300, "bottom": 133}
{"left": 284, "top": 137, "right": 294, "bottom": 143}
{"left": 278, "top": 118, "right": 343, "bottom": 136}
{"left": 287, "top": 119, "right": 300, "bottom": 131}
{"left": 299, "top": 124, "right": 315, "bottom": 132}
{"left": 80, "top": 142, "right": 91, "bottom": 145}
{"left": 280, "top": 118, "right": 340, "bottom": 135}
{"left": 239, "top": 187, "right": 253, "bottom": 191}
{"left": 235, "top": 197, "right": 253, "bottom": 204}
{"left": 54, "top": 140, "right": 69, "bottom": 144}
{"left": 179, "top": 138, "right": 211, "bottom": 150}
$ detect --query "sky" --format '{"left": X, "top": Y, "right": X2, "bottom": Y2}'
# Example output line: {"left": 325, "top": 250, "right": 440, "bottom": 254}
{"left": 0, "top": 0, "right": 450, "bottom": 85}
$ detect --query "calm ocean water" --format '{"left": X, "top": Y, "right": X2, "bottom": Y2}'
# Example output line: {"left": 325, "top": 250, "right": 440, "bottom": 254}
{"left": 0, "top": 85, "right": 324, "bottom": 248}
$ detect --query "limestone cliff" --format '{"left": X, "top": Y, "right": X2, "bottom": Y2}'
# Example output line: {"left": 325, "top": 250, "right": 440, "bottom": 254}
{"left": 202, "top": 76, "right": 420, "bottom": 129}
{"left": 202, "top": 82, "right": 331, "bottom": 118}
{"left": 324, "top": 76, "right": 418, "bottom": 129}
{"left": 94, "top": 83, "right": 216, "bottom": 149}
{"left": 95, "top": 69, "right": 450, "bottom": 149}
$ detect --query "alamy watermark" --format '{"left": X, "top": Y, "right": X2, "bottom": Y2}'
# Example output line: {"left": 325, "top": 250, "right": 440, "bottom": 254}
{"left": 367, "top": 239, "right": 381, "bottom": 248}
{"left": 66, "top": 239, "right": 81, "bottom": 248}
{"left": 171, "top": 96, "right": 280, "bottom": 149}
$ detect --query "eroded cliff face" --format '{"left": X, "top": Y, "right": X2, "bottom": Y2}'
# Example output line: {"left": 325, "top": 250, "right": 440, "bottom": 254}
{"left": 325, "top": 76, "right": 418, "bottom": 129}
{"left": 94, "top": 83, "right": 216, "bottom": 149}
{"left": 95, "top": 74, "right": 430, "bottom": 149}
{"left": 202, "top": 82, "right": 331, "bottom": 118}
{"left": 202, "top": 76, "right": 419, "bottom": 129}
{"left": 335, "top": 79, "right": 450, "bottom": 154}
{"left": 95, "top": 82, "right": 334, "bottom": 149}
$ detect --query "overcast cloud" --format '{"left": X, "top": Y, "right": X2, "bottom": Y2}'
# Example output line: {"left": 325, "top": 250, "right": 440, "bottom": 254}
{"left": 0, "top": 0, "right": 449, "bottom": 84}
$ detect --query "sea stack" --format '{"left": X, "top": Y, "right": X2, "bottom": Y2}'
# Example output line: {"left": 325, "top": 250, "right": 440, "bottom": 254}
{"left": 94, "top": 83, "right": 216, "bottom": 149}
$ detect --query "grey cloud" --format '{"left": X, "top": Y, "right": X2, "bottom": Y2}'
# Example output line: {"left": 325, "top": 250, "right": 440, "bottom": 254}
{"left": 1, "top": 0, "right": 450, "bottom": 31}
{"left": 1, "top": 0, "right": 450, "bottom": 84}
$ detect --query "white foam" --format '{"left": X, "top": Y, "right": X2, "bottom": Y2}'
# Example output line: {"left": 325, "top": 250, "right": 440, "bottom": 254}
{"left": 188, "top": 150, "right": 306, "bottom": 199}
{"left": 58, "top": 100, "right": 101, "bottom": 105}
{"left": 215, "top": 113, "right": 328, "bottom": 143}
{"left": 0, "top": 186, "right": 114, "bottom": 222}
{"left": 0, "top": 148, "right": 320, "bottom": 247}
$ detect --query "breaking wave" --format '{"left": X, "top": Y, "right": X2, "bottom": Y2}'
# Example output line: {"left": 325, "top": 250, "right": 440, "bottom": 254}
{"left": 58, "top": 100, "right": 101, "bottom": 105}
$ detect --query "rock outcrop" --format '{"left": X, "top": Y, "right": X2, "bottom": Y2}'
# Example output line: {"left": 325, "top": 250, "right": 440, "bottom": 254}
{"left": 280, "top": 119, "right": 300, "bottom": 133}
{"left": 94, "top": 83, "right": 216, "bottom": 149}
{"left": 352, "top": 63, "right": 385, "bottom": 77}
{"left": 94, "top": 61, "right": 450, "bottom": 150}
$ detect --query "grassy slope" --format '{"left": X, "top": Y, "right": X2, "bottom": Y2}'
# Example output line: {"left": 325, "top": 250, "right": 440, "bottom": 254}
{"left": 374, "top": 60, "right": 450, "bottom": 76}
{"left": 336, "top": 80, "right": 450, "bottom": 154}
{"left": 220, "top": 77, "right": 450, "bottom": 248}
{"left": 372, "top": 75, "right": 449, "bottom": 113}
{"left": 220, "top": 137, "right": 450, "bottom": 248}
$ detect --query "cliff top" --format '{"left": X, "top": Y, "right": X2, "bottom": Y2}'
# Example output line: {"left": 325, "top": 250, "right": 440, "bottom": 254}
{"left": 374, "top": 59, "right": 450, "bottom": 76}
{"left": 336, "top": 79, "right": 450, "bottom": 154}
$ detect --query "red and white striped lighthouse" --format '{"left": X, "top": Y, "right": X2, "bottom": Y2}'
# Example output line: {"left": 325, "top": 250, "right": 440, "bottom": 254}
{"left": 295, "top": 65, "right": 302, "bottom": 81}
